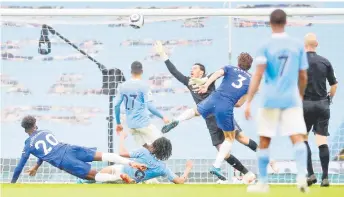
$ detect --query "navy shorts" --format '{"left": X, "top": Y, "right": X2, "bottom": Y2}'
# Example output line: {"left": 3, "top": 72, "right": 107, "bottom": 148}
{"left": 197, "top": 93, "right": 235, "bottom": 132}
{"left": 60, "top": 145, "right": 97, "bottom": 179}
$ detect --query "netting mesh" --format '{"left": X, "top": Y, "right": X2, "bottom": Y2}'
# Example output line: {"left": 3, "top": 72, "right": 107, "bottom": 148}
{"left": 1, "top": 2, "right": 344, "bottom": 184}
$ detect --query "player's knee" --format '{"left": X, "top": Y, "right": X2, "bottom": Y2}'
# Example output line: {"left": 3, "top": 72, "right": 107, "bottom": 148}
{"left": 315, "top": 134, "right": 328, "bottom": 146}
{"left": 224, "top": 153, "right": 230, "bottom": 159}
{"left": 290, "top": 134, "right": 305, "bottom": 145}
{"left": 224, "top": 132, "right": 235, "bottom": 141}
{"left": 259, "top": 136, "right": 271, "bottom": 149}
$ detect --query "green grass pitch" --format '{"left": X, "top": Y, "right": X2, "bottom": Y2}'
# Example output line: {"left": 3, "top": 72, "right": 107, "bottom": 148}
{"left": 1, "top": 184, "right": 343, "bottom": 197}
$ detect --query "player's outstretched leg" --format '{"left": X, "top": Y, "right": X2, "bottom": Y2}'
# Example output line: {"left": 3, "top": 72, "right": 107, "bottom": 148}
{"left": 247, "top": 136, "right": 271, "bottom": 193}
{"left": 162, "top": 108, "right": 198, "bottom": 133}
{"left": 210, "top": 132, "right": 235, "bottom": 181}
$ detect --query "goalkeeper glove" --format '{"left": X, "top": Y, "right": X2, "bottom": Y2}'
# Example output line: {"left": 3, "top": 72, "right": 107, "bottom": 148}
{"left": 188, "top": 77, "right": 208, "bottom": 88}
{"left": 188, "top": 77, "right": 208, "bottom": 92}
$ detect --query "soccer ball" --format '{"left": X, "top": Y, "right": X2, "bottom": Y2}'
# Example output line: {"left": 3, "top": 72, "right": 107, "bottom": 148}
{"left": 129, "top": 14, "right": 144, "bottom": 29}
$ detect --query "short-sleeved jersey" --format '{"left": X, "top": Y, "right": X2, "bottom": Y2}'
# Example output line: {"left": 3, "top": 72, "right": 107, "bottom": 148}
{"left": 122, "top": 148, "right": 177, "bottom": 183}
{"left": 114, "top": 79, "right": 153, "bottom": 128}
{"left": 11, "top": 130, "right": 69, "bottom": 183}
{"left": 215, "top": 65, "right": 251, "bottom": 104}
{"left": 255, "top": 33, "right": 309, "bottom": 108}
{"left": 23, "top": 130, "right": 67, "bottom": 167}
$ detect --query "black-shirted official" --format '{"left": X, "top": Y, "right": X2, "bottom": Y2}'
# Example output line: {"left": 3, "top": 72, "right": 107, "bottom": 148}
{"left": 303, "top": 33, "right": 338, "bottom": 187}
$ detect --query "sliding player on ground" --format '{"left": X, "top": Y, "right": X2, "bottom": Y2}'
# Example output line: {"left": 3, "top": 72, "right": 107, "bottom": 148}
{"left": 11, "top": 115, "right": 146, "bottom": 183}
{"left": 156, "top": 49, "right": 253, "bottom": 182}
{"left": 98, "top": 131, "right": 193, "bottom": 184}
{"left": 245, "top": 9, "right": 309, "bottom": 193}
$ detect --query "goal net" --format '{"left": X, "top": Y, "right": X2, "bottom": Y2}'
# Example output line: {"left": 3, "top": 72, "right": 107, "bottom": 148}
{"left": 1, "top": 3, "right": 344, "bottom": 184}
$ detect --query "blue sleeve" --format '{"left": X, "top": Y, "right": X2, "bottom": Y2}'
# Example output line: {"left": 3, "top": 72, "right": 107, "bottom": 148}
{"left": 299, "top": 46, "right": 309, "bottom": 71}
{"left": 163, "top": 167, "right": 178, "bottom": 182}
{"left": 147, "top": 102, "right": 163, "bottom": 119}
{"left": 37, "top": 158, "right": 43, "bottom": 165}
{"left": 255, "top": 45, "right": 267, "bottom": 65}
{"left": 129, "top": 148, "right": 147, "bottom": 158}
{"left": 144, "top": 88, "right": 163, "bottom": 119}
{"left": 222, "top": 66, "right": 232, "bottom": 75}
{"left": 113, "top": 90, "right": 124, "bottom": 125}
{"left": 11, "top": 145, "right": 30, "bottom": 183}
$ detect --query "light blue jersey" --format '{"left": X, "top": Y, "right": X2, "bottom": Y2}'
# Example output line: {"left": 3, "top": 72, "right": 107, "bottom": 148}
{"left": 123, "top": 148, "right": 177, "bottom": 183}
{"left": 256, "top": 33, "right": 309, "bottom": 108}
{"left": 114, "top": 79, "right": 163, "bottom": 129}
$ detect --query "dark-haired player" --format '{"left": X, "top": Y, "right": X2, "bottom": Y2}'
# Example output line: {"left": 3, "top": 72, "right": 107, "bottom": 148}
{"left": 99, "top": 131, "right": 193, "bottom": 184}
{"left": 154, "top": 41, "right": 277, "bottom": 183}
{"left": 245, "top": 9, "right": 309, "bottom": 193}
{"left": 11, "top": 115, "right": 146, "bottom": 183}
{"left": 158, "top": 49, "right": 255, "bottom": 182}
{"left": 114, "top": 61, "right": 169, "bottom": 147}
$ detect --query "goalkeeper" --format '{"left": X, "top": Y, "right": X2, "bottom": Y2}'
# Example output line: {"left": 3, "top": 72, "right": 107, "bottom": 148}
{"left": 154, "top": 41, "right": 277, "bottom": 180}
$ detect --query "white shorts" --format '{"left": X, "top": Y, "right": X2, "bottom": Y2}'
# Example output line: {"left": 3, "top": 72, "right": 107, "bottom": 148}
{"left": 130, "top": 124, "right": 163, "bottom": 146}
{"left": 257, "top": 107, "right": 307, "bottom": 137}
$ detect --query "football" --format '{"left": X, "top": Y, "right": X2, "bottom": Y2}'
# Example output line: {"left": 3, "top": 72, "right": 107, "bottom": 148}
{"left": 129, "top": 14, "right": 144, "bottom": 29}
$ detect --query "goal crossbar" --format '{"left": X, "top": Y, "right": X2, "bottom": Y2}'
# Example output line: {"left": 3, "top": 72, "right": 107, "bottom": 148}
{"left": 1, "top": 8, "right": 344, "bottom": 16}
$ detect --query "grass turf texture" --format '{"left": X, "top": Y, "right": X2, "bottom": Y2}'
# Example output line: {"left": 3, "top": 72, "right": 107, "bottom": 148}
{"left": 1, "top": 184, "right": 343, "bottom": 197}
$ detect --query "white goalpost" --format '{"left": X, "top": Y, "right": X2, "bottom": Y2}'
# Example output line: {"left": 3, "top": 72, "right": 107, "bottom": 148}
{"left": 1, "top": 6, "right": 344, "bottom": 185}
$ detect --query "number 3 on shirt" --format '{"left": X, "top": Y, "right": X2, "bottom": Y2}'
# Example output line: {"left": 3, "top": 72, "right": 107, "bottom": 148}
{"left": 232, "top": 74, "right": 247, "bottom": 89}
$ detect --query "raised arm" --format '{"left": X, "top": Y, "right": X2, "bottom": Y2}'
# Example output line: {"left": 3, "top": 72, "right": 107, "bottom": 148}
{"left": 11, "top": 145, "right": 30, "bottom": 183}
{"left": 204, "top": 69, "right": 224, "bottom": 87}
{"left": 154, "top": 41, "right": 189, "bottom": 85}
{"left": 198, "top": 69, "right": 224, "bottom": 94}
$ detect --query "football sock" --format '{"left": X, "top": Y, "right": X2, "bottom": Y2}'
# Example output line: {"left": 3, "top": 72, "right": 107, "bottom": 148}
{"left": 225, "top": 155, "right": 249, "bottom": 174}
{"left": 258, "top": 149, "right": 269, "bottom": 184}
{"left": 293, "top": 142, "right": 307, "bottom": 179}
{"left": 102, "top": 153, "right": 131, "bottom": 165}
{"left": 304, "top": 141, "right": 314, "bottom": 176}
{"left": 176, "top": 108, "right": 196, "bottom": 122}
{"left": 246, "top": 139, "right": 258, "bottom": 152}
{"left": 213, "top": 140, "right": 232, "bottom": 168}
{"left": 95, "top": 173, "right": 120, "bottom": 182}
{"left": 319, "top": 144, "right": 329, "bottom": 180}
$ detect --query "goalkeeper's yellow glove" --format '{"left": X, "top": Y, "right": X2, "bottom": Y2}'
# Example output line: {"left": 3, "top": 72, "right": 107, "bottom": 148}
{"left": 188, "top": 77, "right": 208, "bottom": 90}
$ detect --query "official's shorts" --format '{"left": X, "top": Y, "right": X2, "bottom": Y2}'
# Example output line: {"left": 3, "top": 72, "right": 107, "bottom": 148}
{"left": 197, "top": 93, "right": 235, "bottom": 132}
{"left": 303, "top": 99, "right": 330, "bottom": 136}
{"left": 257, "top": 107, "right": 307, "bottom": 137}
{"left": 205, "top": 115, "right": 242, "bottom": 146}
{"left": 60, "top": 145, "right": 97, "bottom": 179}
{"left": 130, "top": 124, "right": 163, "bottom": 146}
